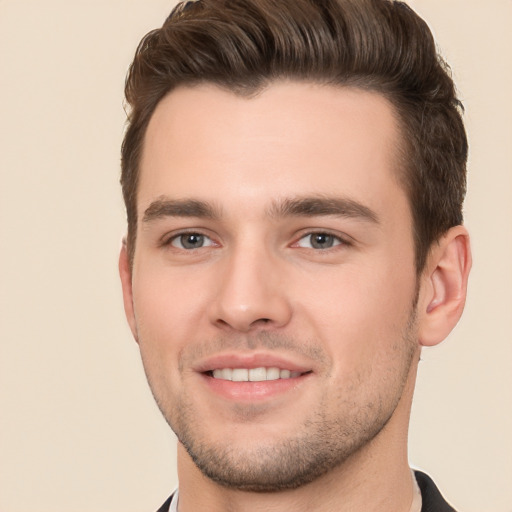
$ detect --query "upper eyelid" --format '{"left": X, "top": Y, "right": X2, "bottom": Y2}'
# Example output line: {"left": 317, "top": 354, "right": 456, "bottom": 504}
{"left": 160, "top": 229, "right": 216, "bottom": 246}
{"left": 157, "top": 228, "right": 353, "bottom": 247}
{"left": 293, "top": 229, "right": 353, "bottom": 245}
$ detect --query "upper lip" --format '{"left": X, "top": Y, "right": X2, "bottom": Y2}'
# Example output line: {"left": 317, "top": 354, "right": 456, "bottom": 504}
{"left": 194, "top": 352, "right": 313, "bottom": 374}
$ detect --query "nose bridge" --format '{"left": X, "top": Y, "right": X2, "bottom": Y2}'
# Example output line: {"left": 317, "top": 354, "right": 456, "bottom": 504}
{"left": 209, "top": 237, "right": 291, "bottom": 331}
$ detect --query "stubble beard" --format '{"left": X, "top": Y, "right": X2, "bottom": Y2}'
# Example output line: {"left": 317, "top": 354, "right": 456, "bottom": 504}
{"left": 173, "top": 395, "right": 396, "bottom": 492}
{"left": 145, "top": 309, "right": 419, "bottom": 493}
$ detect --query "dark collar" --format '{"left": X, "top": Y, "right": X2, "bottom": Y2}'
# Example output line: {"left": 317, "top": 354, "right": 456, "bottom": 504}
{"left": 415, "top": 470, "right": 457, "bottom": 512}
{"left": 156, "top": 472, "right": 458, "bottom": 512}
{"left": 155, "top": 493, "right": 173, "bottom": 512}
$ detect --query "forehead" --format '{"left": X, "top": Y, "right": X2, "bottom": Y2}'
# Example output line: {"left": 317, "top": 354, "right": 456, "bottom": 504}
{"left": 139, "top": 81, "right": 406, "bottom": 218}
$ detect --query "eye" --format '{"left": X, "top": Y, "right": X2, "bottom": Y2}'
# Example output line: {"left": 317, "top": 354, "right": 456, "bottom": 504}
{"left": 169, "top": 233, "right": 215, "bottom": 250}
{"left": 295, "top": 232, "right": 343, "bottom": 250}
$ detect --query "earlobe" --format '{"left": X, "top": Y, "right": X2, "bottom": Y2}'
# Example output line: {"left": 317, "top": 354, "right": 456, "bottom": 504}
{"left": 418, "top": 226, "right": 472, "bottom": 347}
{"left": 119, "top": 239, "right": 139, "bottom": 343}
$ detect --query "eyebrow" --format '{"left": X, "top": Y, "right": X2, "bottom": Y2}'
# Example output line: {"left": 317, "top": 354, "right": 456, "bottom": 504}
{"left": 142, "top": 195, "right": 379, "bottom": 224}
{"left": 142, "top": 197, "right": 221, "bottom": 223}
{"left": 267, "top": 196, "right": 379, "bottom": 224}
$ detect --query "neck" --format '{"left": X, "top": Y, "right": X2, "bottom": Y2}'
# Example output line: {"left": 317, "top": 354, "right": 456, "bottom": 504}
{"left": 177, "top": 354, "right": 420, "bottom": 512}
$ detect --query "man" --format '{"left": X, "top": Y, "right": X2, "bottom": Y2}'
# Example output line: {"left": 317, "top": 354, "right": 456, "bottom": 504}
{"left": 118, "top": 0, "right": 471, "bottom": 510}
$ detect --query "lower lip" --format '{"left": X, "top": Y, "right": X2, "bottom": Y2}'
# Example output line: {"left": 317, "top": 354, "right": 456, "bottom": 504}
{"left": 200, "top": 373, "right": 311, "bottom": 401}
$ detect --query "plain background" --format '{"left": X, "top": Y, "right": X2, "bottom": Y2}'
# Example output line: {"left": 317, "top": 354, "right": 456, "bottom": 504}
{"left": 1, "top": 1, "right": 511, "bottom": 511}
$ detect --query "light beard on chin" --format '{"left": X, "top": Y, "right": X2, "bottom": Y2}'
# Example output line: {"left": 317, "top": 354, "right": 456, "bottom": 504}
{"left": 173, "top": 398, "right": 393, "bottom": 493}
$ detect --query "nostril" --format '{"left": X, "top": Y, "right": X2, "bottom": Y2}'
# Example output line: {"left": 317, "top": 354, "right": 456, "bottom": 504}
{"left": 251, "top": 318, "right": 271, "bottom": 326}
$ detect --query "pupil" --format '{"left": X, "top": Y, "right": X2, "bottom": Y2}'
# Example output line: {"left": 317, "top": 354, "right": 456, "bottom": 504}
{"left": 312, "top": 234, "right": 332, "bottom": 249}
{"left": 182, "top": 234, "right": 203, "bottom": 249}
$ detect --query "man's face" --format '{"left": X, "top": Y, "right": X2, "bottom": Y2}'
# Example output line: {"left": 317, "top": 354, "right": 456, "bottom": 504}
{"left": 122, "top": 82, "right": 421, "bottom": 490}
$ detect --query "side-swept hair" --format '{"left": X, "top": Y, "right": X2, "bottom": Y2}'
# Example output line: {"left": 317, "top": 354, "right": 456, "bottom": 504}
{"left": 121, "top": 0, "right": 467, "bottom": 272}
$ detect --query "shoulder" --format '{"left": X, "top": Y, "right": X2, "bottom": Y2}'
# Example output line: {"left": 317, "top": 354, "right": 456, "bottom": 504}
{"left": 414, "top": 470, "right": 457, "bottom": 512}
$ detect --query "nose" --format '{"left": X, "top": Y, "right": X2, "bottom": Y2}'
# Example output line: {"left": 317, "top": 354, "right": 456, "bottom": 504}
{"left": 208, "top": 244, "right": 293, "bottom": 332}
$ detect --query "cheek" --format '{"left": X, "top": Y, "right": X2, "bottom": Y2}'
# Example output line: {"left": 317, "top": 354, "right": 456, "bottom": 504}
{"left": 131, "top": 267, "right": 210, "bottom": 361}
{"left": 131, "top": 271, "right": 205, "bottom": 407}
{"left": 301, "top": 260, "right": 417, "bottom": 368}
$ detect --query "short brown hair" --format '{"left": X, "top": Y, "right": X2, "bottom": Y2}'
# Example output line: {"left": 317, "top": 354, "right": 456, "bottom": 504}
{"left": 121, "top": 0, "right": 467, "bottom": 271}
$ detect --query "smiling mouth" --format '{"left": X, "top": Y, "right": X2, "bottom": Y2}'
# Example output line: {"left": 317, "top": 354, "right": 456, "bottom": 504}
{"left": 207, "top": 367, "right": 310, "bottom": 382}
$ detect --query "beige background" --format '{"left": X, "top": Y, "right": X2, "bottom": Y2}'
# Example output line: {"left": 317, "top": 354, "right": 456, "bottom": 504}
{"left": 1, "top": 1, "right": 511, "bottom": 511}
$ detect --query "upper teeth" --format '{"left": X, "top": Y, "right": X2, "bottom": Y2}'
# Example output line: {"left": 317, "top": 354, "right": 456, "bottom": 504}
{"left": 212, "top": 367, "right": 302, "bottom": 382}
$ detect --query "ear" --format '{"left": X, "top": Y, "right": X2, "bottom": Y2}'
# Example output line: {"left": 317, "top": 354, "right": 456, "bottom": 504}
{"left": 119, "top": 239, "right": 139, "bottom": 343}
{"left": 418, "top": 226, "right": 472, "bottom": 347}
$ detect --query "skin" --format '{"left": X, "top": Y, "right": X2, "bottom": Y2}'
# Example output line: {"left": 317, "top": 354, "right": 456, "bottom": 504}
{"left": 120, "top": 82, "right": 471, "bottom": 512}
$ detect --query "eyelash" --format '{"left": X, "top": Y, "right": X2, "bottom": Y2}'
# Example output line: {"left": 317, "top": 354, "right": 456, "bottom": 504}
{"left": 162, "top": 230, "right": 216, "bottom": 250}
{"left": 292, "top": 231, "right": 350, "bottom": 251}
{"left": 162, "top": 230, "right": 350, "bottom": 252}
